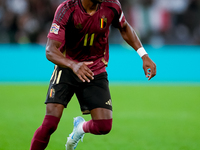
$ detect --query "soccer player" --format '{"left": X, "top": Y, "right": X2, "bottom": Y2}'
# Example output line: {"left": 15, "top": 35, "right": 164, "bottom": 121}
{"left": 30, "top": 0, "right": 156, "bottom": 149}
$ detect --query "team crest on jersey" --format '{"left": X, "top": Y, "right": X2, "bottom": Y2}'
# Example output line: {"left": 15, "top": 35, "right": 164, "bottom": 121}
{"left": 49, "top": 88, "right": 55, "bottom": 98}
{"left": 100, "top": 16, "right": 107, "bottom": 29}
{"left": 50, "top": 23, "right": 60, "bottom": 34}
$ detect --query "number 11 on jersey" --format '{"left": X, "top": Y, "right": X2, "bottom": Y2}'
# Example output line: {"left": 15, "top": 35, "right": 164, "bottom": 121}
{"left": 84, "top": 33, "right": 95, "bottom": 46}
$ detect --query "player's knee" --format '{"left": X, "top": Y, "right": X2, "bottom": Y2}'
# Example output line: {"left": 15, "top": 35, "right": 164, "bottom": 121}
{"left": 94, "top": 119, "right": 112, "bottom": 135}
{"left": 42, "top": 115, "right": 60, "bottom": 134}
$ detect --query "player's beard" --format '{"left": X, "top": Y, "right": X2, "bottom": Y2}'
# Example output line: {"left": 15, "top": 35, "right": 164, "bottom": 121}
{"left": 91, "top": 0, "right": 103, "bottom": 4}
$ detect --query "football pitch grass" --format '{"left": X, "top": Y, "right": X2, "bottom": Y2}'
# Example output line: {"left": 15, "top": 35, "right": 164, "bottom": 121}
{"left": 0, "top": 84, "right": 200, "bottom": 150}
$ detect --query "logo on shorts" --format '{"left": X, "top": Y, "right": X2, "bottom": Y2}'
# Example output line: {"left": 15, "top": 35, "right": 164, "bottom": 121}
{"left": 105, "top": 99, "right": 112, "bottom": 106}
{"left": 50, "top": 23, "right": 60, "bottom": 34}
{"left": 49, "top": 88, "right": 55, "bottom": 98}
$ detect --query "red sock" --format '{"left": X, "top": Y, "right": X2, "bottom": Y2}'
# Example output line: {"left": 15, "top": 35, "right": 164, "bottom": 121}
{"left": 83, "top": 119, "right": 112, "bottom": 135}
{"left": 30, "top": 115, "right": 60, "bottom": 150}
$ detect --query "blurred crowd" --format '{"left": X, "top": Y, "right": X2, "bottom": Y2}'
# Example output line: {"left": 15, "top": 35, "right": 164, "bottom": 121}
{"left": 0, "top": 0, "right": 200, "bottom": 45}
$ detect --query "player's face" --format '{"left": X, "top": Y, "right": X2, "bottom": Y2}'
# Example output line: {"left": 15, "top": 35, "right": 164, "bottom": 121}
{"left": 91, "top": 0, "right": 103, "bottom": 4}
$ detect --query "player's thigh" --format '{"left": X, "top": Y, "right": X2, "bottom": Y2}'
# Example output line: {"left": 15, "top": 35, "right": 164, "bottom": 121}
{"left": 45, "top": 82, "right": 75, "bottom": 106}
{"left": 46, "top": 103, "right": 64, "bottom": 118}
{"left": 45, "top": 66, "right": 79, "bottom": 118}
{"left": 45, "top": 83, "right": 74, "bottom": 119}
{"left": 76, "top": 72, "right": 112, "bottom": 115}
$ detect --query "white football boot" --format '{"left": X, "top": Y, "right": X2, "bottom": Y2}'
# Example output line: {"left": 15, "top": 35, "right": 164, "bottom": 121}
{"left": 65, "top": 116, "right": 85, "bottom": 150}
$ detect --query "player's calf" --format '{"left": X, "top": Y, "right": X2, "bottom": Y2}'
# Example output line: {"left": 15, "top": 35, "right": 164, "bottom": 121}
{"left": 83, "top": 119, "right": 112, "bottom": 135}
{"left": 30, "top": 115, "right": 60, "bottom": 150}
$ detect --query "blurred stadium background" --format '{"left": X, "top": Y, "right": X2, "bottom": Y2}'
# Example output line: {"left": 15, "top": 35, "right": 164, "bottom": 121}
{"left": 0, "top": 0, "right": 200, "bottom": 45}
{"left": 0, "top": 0, "right": 200, "bottom": 83}
{"left": 0, "top": 0, "right": 200, "bottom": 150}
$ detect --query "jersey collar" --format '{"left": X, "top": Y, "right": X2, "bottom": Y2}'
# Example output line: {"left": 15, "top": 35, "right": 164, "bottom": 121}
{"left": 78, "top": 0, "right": 101, "bottom": 14}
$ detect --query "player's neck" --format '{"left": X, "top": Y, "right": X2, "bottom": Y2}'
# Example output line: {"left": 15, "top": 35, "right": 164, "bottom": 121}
{"left": 81, "top": 0, "right": 99, "bottom": 16}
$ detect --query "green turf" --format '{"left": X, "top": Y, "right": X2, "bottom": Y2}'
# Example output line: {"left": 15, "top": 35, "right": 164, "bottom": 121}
{"left": 0, "top": 84, "right": 200, "bottom": 150}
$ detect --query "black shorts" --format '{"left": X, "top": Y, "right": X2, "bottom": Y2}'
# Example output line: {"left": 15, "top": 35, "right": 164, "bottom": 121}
{"left": 45, "top": 66, "right": 112, "bottom": 114}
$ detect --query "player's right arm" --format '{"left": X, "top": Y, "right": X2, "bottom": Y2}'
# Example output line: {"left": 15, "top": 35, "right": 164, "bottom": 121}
{"left": 46, "top": 1, "right": 93, "bottom": 82}
{"left": 46, "top": 38, "right": 94, "bottom": 82}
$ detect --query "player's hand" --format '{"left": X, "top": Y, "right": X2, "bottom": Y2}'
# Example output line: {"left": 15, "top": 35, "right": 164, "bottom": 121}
{"left": 71, "top": 61, "right": 94, "bottom": 82}
{"left": 142, "top": 54, "right": 156, "bottom": 80}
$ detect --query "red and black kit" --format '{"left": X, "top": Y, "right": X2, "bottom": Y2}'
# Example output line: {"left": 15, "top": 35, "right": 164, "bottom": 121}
{"left": 48, "top": 0, "right": 126, "bottom": 75}
{"left": 46, "top": 0, "right": 126, "bottom": 113}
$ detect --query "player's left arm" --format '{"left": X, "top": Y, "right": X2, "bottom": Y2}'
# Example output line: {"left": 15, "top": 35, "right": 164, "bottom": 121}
{"left": 119, "top": 21, "right": 156, "bottom": 80}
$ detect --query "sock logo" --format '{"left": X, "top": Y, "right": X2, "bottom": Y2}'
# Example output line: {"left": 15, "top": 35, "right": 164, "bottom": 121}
{"left": 105, "top": 99, "right": 112, "bottom": 106}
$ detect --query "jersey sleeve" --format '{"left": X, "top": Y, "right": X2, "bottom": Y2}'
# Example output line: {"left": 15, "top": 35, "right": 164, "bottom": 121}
{"left": 109, "top": 0, "right": 126, "bottom": 29}
{"left": 47, "top": 2, "right": 72, "bottom": 43}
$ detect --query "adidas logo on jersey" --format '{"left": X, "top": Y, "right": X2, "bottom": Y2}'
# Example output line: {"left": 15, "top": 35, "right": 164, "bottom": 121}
{"left": 75, "top": 23, "right": 83, "bottom": 29}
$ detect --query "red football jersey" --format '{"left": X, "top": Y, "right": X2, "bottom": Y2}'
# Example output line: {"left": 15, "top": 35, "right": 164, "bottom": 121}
{"left": 48, "top": 0, "right": 126, "bottom": 75}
